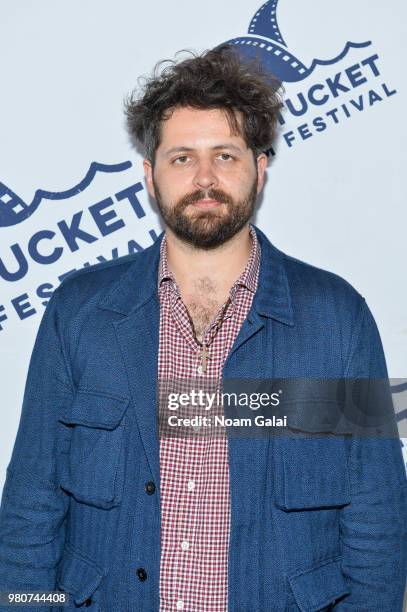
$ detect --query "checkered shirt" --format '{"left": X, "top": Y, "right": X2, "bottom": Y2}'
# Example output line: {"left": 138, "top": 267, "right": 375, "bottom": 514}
{"left": 157, "top": 224, "right": 261, "bottom": 611}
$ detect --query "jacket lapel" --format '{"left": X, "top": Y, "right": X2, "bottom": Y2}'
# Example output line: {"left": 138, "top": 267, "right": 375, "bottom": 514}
{"left": 223, "top": 224, "right": 294, "bottom": 375}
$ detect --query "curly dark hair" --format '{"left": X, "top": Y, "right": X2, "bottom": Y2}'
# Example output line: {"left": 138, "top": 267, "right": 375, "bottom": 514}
{"left": 124, "top": 44, "right": 284, "bottom": 164}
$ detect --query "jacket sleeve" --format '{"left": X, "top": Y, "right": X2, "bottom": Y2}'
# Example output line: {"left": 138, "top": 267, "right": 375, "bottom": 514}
{"left": 337, "top": 298, "right": 407, "bottom": 610}
{"left": 0, "top": 286, "right": 74, "bottom": 607}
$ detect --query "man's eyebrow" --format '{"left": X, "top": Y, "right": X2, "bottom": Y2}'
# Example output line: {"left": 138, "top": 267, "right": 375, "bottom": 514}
{"left": 212, "top": 144, "right": 244, "bottom": 153}
{"left": 163, "top": 144, "right": 244, "bottom": 157}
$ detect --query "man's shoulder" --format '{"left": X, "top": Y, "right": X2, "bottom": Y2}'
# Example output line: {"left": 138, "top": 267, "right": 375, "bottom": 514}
{"left": 52, "top": 248, "right": 150, "bottom": 316}
{"left": 59, "top": 252, "right": 137, "bottom": 290}
{"left": 255, "top": 225, "right": 364, "bottom": 312}
{"left": 280, "top": 249, "right": 365, "bottom": 314}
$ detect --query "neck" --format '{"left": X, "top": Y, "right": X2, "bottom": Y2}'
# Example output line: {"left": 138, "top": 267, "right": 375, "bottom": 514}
{"left": 164, "top": 224, "right": 253, "bottom": 296}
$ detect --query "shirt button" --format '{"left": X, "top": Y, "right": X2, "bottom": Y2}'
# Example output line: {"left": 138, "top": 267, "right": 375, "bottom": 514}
{"left": 187, "top": 480, "right": 195, "bottom": 491}
{"left": 145, "top": 481, "right": 155, "bottom": 495}
{"left": 197, "top": 364, "right": 204, "bottom": 375}
{"left": 136, "top": 567, "right": 147, "bottom": 581}
{"left": 176, "top": 601, "right": 184, "bottom": 610}
{"left": 192, "top": 424, "right": 201, "bottom": 433}
{"left": 181, "top": 540, "right": 189, "bottom": 551}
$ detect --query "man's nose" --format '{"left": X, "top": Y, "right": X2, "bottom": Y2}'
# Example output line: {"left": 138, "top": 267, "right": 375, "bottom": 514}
{"left": 193, "top": 159, "right": 218, "bottom": 190}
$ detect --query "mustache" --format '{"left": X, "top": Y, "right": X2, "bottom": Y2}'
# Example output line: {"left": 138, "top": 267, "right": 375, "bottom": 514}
{"left": 176, "top": 188, "right": 232, "bottom": 209}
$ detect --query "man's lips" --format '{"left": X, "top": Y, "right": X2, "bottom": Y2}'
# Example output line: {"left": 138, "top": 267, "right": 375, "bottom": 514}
{"left": 191, "top": 199, "right": 224, "bottom": 209}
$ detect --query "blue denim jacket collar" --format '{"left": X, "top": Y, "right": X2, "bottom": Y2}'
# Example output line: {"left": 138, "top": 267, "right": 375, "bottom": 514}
{"left": 97, "top": 223, "right": 294, "bottom": 327}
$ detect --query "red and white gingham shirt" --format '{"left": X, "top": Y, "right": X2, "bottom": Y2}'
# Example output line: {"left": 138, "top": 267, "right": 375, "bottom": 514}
{"left": 158, "top": 224, "right": 261, "bottom": 612}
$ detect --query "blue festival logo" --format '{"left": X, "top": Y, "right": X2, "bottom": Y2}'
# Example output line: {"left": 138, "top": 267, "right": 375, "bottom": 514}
{"left": 0, "top": 161, "right": 132, "bottom": 229}
{"left": 220, "top": 0, "right": 371, "bottom": 83}
{"left": 218, "top": 0, "right": 396, "bottom": 150}
{"left": 0, "top": 157, "right": 156, "bottom": 327}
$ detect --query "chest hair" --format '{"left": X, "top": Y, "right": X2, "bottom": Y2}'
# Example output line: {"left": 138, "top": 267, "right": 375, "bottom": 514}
{"left": 182, "top": 277, "right": 227, "bottom": 342}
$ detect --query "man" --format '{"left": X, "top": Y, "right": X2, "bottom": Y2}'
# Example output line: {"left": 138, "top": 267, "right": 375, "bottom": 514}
{"left": 0, "top": 45, "right": 405, "bottom": 611}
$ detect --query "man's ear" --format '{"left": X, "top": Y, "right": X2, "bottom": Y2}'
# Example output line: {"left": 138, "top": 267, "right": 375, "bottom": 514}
{"left": 143, "top": 158, "right": 155, "bottom": 199}
{"left": 256, "top": 152, "right": 268, "bottom": 195}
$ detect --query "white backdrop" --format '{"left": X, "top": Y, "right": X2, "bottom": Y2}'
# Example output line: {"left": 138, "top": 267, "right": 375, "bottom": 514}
{"left": 0, "top": 0, "right": 406, "bottom": 496}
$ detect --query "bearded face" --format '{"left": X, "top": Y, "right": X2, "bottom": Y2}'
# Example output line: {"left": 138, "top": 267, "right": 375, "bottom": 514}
{"left": 143, "top": 106, "right": 267, "bottom": 248}
{"left": 152, "top": 172, "right": 258, "bottom": 249}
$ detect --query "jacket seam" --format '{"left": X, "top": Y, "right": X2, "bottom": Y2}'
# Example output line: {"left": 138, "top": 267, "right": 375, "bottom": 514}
{"left": 343, "top": 297, "right": 366, "bottom": 377}
{"left": 53, "top": 287, "right": 76, "bottom": 395}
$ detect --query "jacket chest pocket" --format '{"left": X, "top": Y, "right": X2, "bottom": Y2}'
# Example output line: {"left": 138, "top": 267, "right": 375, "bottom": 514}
{"left": 58, "top": 390, "right": 130, "bottom": 509}
{"left": 272, "top": 402, "right": 352, "bottom": 511}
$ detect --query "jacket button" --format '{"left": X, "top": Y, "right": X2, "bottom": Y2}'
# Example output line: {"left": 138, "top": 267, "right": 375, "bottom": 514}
{"left": 84, "top": 598, "right": 92, "bottom": 607}
{"left": 137, "top": 567, "right": 147, "bottom": 581}
{"left": 145, "top": 481, "right": 155, "bottom": 495}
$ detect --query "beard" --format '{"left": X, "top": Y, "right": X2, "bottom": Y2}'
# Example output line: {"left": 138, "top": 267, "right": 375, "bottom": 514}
{"left": 152, "top": 173, "right": 258, "bottom": 249}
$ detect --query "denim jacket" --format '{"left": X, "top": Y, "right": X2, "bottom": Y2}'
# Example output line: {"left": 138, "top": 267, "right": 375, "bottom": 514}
{"left": 0, "top": 224, "right": 406, "bottom": 611}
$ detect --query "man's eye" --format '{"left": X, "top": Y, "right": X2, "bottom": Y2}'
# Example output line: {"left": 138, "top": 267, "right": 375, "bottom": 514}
{"left": 173, "top": 155, "right": 189, "bottom": 164}
{"left": 218, "top": 153, "right": 234, "bottom": 161}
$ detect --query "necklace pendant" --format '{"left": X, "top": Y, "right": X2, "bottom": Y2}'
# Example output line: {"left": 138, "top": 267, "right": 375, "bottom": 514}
{"left": 197, "top": 345, "right": 209, "bottom": 374}
{"left": 198, "top": 358, "right": 207, "bottom": 375}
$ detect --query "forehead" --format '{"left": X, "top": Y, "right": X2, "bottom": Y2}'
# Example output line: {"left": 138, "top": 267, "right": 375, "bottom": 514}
{"left": 158, "top": 106, "right": 246, "bottom": 149}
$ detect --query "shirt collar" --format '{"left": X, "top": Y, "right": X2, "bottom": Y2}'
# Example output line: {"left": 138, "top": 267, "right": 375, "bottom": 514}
{"left": 157, "top": 233, "right": 175, "bottom": 288}
{"left": 98, "top": 224, "right": 294, "bottom": 326}
{"left": 234, "top": 223, "right": 260, "bottom": 294}
{"left": 157, "top": 223, "right": 260, "bottom": 298}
